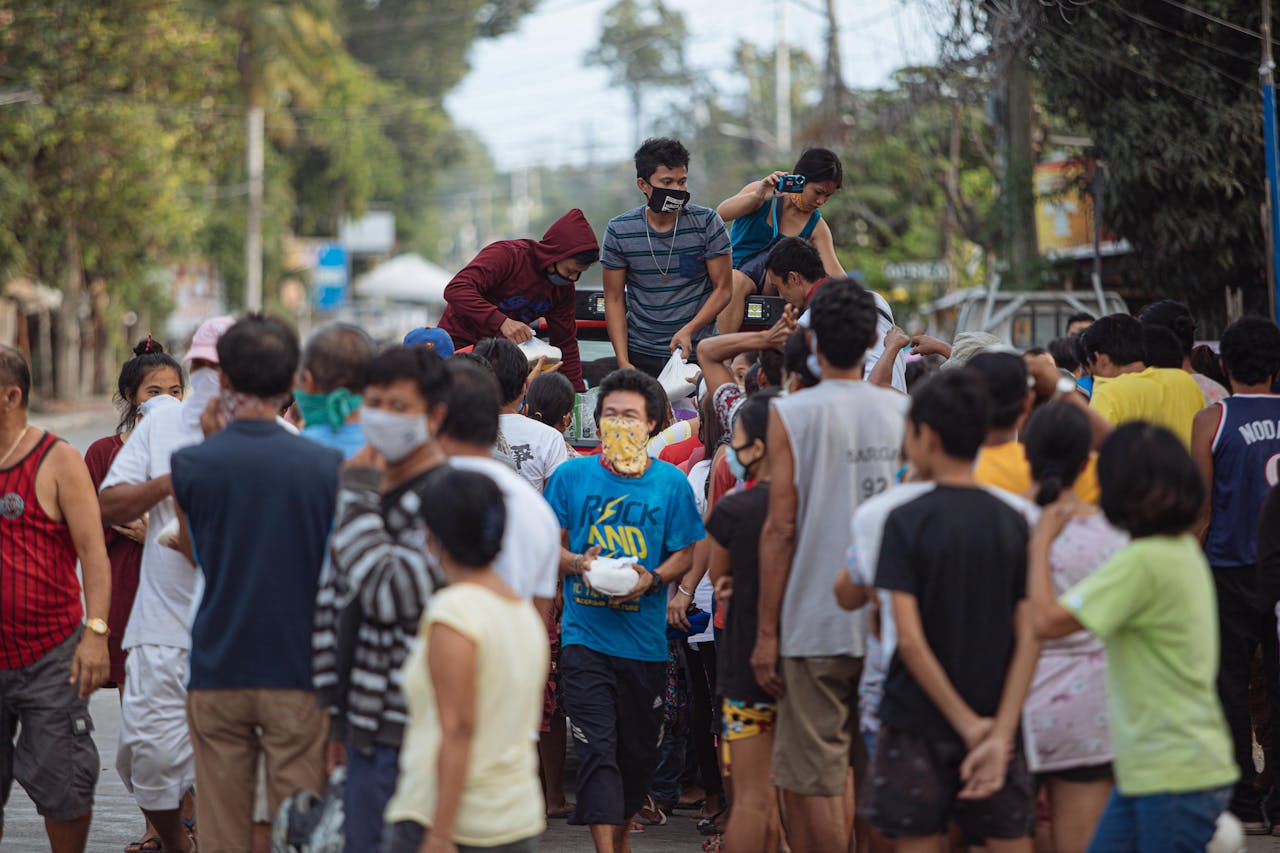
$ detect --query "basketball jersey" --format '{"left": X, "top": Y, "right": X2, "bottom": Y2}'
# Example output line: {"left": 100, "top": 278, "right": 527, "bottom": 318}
{"left": 1205, "top": 396, "right": 1280, "bottom": 568}
{"left": 0, "top": 430, "right": 81, "bottom": 669}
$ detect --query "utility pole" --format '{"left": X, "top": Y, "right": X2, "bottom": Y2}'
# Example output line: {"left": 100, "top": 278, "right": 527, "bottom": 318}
{"left": 822, "top": 0, "right": 846, "bottom": 112}
{"left": 1262, "top": 0, "right": 1280, "bottom": 323}
{"left": 245, "top": 105, "right": 265, "bottom": 311}
{"left": 775, "top": 0, "right": 791, "bottom": 156}
{"left": 1003, "top": 54, "right": 1037, "bottom": 290}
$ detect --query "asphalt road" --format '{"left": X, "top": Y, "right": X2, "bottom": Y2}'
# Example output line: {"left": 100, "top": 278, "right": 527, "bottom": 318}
{"left": 5, "top": 405, "right": 1280, "bottom": 852}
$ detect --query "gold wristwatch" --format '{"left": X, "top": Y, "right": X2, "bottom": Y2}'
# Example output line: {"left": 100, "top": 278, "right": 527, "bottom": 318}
{"left": 86, "top": 618, "right": 110, "bottom": 637}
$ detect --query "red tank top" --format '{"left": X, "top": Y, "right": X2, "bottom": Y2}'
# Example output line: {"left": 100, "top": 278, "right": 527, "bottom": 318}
{"left": 0, "top": 430, "right": 82, "bottom": 669}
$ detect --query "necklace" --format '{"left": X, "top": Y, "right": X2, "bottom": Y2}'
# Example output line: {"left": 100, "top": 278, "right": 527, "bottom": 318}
{"left": 644, "top": 209, "right": 680, "bottom": 284}
{"left": 0, "top": 425, "right": 29, "bottom": 468}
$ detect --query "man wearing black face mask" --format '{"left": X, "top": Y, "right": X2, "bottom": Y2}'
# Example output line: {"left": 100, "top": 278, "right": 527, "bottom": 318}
{"left": 602, "top": 137, "right": 733, "bottom": 377}
{"left": 438, "top": 208, "right": 599, "bottom": 391}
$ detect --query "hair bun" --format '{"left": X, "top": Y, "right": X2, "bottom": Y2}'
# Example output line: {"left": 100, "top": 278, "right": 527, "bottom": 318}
{"left": 132, "top": 335, "right": 165, "bottom": 357}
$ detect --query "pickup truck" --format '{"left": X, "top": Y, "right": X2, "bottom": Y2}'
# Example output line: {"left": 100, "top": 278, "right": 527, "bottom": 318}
{"left": 568, "top": 287, "right": 789, "bottom": 387}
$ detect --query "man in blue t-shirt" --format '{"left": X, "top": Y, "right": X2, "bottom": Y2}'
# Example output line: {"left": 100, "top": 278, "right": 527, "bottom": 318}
{"left": 170, "top": 314, "right": 341, "bottom": 853}
{"left": 543, "top": 369, "right": 704, "bottom": 851}
{"left": 601, "top": 137, "right": 733, "bottom": 378}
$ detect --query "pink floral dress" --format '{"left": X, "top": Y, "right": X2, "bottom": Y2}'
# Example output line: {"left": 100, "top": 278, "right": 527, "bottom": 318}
{"left": 1023, "top": 512, "right": 1129, "bottom": 773}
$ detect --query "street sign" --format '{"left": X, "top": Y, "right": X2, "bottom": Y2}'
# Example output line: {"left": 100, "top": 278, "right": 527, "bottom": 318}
{"left": 314, "top": 243, "right": 348, "bottom": 311}
{"left": 883, "top": 260, "right": 950, "bottom": 281}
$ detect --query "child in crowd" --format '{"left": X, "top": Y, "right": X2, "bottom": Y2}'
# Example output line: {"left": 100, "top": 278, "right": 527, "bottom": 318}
{"left": 706, "top": 392, "right": 779, "bottom": 853}
{"left": 1020, "top": 403, "right": 1128, "bottom": 853}
{"left": 865, "top": 369, "right": 1040, "bottom": 851}
{"left": 525, "top": 370, "right": 580, "bottom": 459}
{"left": 1028, "top": 423, "right": 1238, "bottom": 851}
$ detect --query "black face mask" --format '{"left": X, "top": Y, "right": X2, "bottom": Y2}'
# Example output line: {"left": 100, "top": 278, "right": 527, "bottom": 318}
{"left": 645, "top": 185, "right": 691, "bottom": 215}
{"left": 546, "top": 267, "right": 575, "bottom": 287}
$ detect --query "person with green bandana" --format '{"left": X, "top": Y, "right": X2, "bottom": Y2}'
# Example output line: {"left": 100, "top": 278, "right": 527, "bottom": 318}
{"left": 295, "top": 323, "right": 375, "bottom": 459}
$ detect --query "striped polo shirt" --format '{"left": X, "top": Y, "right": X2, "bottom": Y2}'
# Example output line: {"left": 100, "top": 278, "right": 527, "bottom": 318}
{"left": 601, "top": 204, "right": 732, "bottom": 358}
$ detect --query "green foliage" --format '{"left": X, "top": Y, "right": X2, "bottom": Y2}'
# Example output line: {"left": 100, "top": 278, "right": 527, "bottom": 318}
{"left": 0, "top": 0, "right": 236, "bottom": 319}
{"left": 1026, "top": 1, "right": 1267, "bottom": 320}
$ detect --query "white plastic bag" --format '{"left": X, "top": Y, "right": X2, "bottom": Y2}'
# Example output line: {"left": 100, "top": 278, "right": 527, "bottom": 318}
{"left": 585, "top": 556, "right": 641, "bottom": 596}
{"left": 657, "top": 347, "right": 697, "bottom": 402}
{"left": 518, "top": 337, "right": 562, "bottom": 366}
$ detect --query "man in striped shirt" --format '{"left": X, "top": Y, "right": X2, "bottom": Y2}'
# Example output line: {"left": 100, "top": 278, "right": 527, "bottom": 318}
{"left": 602, "top": 137, "right": 733, "bottom": 377}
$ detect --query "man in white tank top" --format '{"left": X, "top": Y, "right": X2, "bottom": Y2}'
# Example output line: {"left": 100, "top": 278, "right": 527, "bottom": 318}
{"left": 753, "top": 279, "right": 908, "bottom": 853}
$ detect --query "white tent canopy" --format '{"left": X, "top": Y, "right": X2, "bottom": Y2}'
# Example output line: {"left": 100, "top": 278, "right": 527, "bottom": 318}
{"left": 354, "top": 253, "right": 452, "bottom": 304}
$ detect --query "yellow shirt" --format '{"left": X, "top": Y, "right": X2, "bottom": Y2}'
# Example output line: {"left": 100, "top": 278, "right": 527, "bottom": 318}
{"left": 385, "top": 584, "right": 549, "bottom": 846}
{"left": 974, "top": 440, "right": 1102, "bottom": 503}
{"left": 1090, "top": 367, "right": 1206, "bottom": 447}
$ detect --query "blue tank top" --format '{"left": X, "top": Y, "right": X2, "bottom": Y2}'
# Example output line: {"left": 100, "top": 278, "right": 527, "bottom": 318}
{"left": 1205, "top": 395, "right": 1280, "bottom": 568}
{"left": 729, "top": 196, "right": 821, "bottom": 267}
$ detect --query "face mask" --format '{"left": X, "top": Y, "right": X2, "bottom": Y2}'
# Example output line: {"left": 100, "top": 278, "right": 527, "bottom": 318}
{"left": 546, "top": 268, "right": 575, "bottom": 287}
{"left": 182, "top": 368, "right": 222, "bottom": 431}
{"left": 361, "top": 407, "right": 429, "bottom": 463}
{"left": 598, "top": 416, "right": 650, "bottom": 475}
{"left": 806, "top": 330, "right": 823, "bottom": 380}
{"left": 645, "top": 185, "right": 691, "bottom": 215}
{"left": 726, "top": 442, "right": 757, "bottom": 482}
{"left": 295, "top": 388, "right": 362, "bottom": 432}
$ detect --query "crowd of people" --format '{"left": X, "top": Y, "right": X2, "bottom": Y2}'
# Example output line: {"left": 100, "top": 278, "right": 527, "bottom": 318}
{"left": 2, "top": 137, "right": 1280, "bottom": 853}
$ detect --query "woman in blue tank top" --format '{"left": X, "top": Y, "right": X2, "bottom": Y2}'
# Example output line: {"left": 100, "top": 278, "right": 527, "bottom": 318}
{"left": 715, "top": 148, "right": 845, "bottom": 333}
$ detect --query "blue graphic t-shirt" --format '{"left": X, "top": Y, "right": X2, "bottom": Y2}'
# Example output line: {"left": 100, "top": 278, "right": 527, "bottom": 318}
{"left": 544, "top": 456, "right": 705, "bottom": 662}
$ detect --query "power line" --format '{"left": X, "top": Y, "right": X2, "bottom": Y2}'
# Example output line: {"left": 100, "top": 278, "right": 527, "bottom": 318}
{"left": 1047, "top": 29, "right": 1241, "bottom": 110}
{"left": 1154, "top": 0, "right": 1262, "bottom": 40}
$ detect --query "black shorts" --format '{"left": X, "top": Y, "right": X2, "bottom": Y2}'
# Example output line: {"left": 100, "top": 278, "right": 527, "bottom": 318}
{"left": 1038, "top": 762, "right": 1114, "bottom": 785}
{"left": 0, "top": 628, "right": 99, "bottom": 823}
{"left": 559, "top": 644, "right": 665, "bottom": 826}
{"left": 863, "top": 723, "right": 1034, "bottom": 841}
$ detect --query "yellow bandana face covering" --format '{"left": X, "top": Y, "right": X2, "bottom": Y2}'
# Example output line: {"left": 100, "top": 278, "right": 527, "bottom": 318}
{"left": 599, "top": 416, "right": 650, "bottom": 475}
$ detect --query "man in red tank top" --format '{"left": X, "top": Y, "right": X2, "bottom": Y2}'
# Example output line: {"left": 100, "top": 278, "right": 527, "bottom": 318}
{"left": 0, "top": 346, "right": 112, "bottom": 852}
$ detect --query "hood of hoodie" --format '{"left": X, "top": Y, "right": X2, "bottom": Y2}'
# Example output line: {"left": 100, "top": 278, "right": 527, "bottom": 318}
{"left": 526, "top": 208, "right": 599, "bottom": 270}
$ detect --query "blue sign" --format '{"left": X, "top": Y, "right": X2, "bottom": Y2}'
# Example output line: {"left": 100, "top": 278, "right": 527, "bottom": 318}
{"left": 314, "top": 243, "right": 348, "bottom": 311}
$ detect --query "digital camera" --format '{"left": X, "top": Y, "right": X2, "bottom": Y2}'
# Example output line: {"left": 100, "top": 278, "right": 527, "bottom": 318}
{"left": 779, "top": 174, "right": 807, "bottom": 193}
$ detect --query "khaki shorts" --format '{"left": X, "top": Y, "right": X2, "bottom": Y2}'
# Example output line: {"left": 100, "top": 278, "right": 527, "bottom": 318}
{"left": 772, "top": 655, "right": 867, "bottom": 797}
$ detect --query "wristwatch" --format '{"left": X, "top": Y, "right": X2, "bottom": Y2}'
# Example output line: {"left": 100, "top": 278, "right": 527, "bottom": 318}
{"left": 648, "top": 568, "right": 665, "bottom": 591}
{"left": 86, "top": 618, "right": 110, "bottom": 638}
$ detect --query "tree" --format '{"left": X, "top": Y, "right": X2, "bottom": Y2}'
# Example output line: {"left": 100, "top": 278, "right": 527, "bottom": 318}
{"left": 939, "top": 0, "right": 1269, "bottom": 322}
{"left": 0, "top": 1, "right": 235, "bottom": 395}
{"left": 341, "top": 0, "right": 539, "bottom": 102}
{"left": 586, "top": 0, "right": 692, "bottom": 148}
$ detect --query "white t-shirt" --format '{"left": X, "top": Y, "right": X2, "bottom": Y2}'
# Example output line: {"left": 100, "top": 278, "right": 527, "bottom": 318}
{"left": 499, "top": 413, "right": 569, "bottom": 492}
{"left": 801, "top": 290, "right": 907, "bottom": 393}
{"left": 449, "top": 455, "right": 559, "bottom": 601}
{"left": 100, "top": 401, "right": 204, "bottom": 650}
{"left": 683, "top": 460, "right": 715, "bottom": 644}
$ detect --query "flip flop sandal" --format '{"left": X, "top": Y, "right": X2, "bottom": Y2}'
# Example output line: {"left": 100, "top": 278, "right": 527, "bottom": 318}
{"left": 697, "top": 810, "right": 727, "bottom": 836}
{"left": 636, "top": 795, "right": 668, "bottom": 826}
{"left": 545, "top": 805, "right": 574, "bottom": 819}
{"left": 124, "top": 835, "right": 162, "bottom": 853}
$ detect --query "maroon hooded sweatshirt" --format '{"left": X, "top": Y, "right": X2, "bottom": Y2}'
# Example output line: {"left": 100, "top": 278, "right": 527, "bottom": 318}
{"left": 438, "top": 209, "right": 598, "bottom": 391}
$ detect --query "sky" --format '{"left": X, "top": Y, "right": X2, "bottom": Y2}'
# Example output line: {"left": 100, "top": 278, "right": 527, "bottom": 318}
{"left": 445, "top": 0, "right": 940, "bottom": 171}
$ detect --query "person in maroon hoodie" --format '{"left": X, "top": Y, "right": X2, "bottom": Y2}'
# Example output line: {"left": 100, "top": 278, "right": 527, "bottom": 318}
{"left": 438, "top": 209, "right": 600, "bottom": 391}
